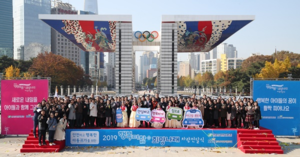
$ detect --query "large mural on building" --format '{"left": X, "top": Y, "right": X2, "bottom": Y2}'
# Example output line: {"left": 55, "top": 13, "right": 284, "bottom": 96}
{"left": 177, "top": 20, "right": 252, "bottom": 52}
{"left": 41, "top": 20, "right": 116, "bottom": 52}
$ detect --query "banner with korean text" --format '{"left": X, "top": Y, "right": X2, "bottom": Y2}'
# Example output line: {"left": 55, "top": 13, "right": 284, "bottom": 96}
{"left": 66, "top": 129, "right": 237, "bottom": 147}
{"left": 1, "top": 80, "right": 49, "bottom": 135}
{"left": 253, "top": 80, "right": 300, "bottom": 136}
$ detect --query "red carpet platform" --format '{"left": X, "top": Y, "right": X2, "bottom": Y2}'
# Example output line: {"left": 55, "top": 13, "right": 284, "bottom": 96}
{"left": 237, "top": 128, "right": 283, "bottom": 154}
{"left": 20, "top": 129, "right": 65, "bottom": 153}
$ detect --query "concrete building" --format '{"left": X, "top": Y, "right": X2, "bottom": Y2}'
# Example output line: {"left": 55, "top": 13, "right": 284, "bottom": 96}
{"left": 147, "top": 69, "right": 157, "bottom": 78}
{"left": 201, "top": 59, "right": 220, "bottom": 75}
{"left": 106, "top": 53, "right": 115, "bottom": 87}
{"left": 0, "top": 0, "right": 13, "bottom": 58}
{"left": 227, "top": 58, "right": 244, "bottom": 70}
{"left": 51, "top": 0, "right": 80, "bottom": 66}
{"left": 135, "top": 64, "right": 138, "bottom": 83}
{"left": 14, "top": 0, "right": 51, "bottom": 60}
{"left": 179, "top": 61, "right": 191, "bottom": 77}
{"left": 221, "top": 54, "right": 227, "bottom": 71}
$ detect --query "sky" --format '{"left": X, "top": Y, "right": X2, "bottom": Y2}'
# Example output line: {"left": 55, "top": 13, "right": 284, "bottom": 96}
{"left": 61, "top": 0, "right": 300, "bottom": 64}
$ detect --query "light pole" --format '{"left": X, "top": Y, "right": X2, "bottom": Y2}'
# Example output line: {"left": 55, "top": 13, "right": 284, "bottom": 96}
{"left": 194, "top": 85, "right": 197, "bottom": 95}
{"left": 199, "top": 85, "right": 202, "bottom": 96}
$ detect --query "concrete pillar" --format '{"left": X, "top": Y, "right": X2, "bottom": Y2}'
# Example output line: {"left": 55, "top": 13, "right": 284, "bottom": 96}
{"left": 91, "top": 85, "right": 94, "bottom": 94}
{"left": 67, "top": 85, "right": 70, "bottom": 96}
{"left": 235, "top": 87, "right": 238, "bottom": 96}
{"left": 96, "top": 85, "right": 98, "bottom": 95}
{"left": 78, "top": 86, "right": 81, "bottom": 93}
{"left": 60, "top": 85, "right": 63, "bottom": 96}
{"left": 73, "top": 86, "right": 76, "bottom": 94}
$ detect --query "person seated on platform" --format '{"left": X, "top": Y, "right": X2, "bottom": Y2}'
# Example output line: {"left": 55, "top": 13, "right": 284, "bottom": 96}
{"left": 105, "top": 100, "right": 112, "bottom": 127}
{"left": 37, "top": 110, "right": 47, "bottom": 146}
{"left": 129, "top": 100, "right": 140, "bottom": 128}
{"left": 253, "top": 101, "right": 261, "bottom": 130}
{"left": 89, "top": 99, "right": 98, "bottom": 127}
{"left": 152, "top": 103, "right": 163, "bottom": 128}
{"left": 33, "top": 103, "right": 42, "bottom": 138}
{"left": 47, "top": 112, "right": 57, "bottom": 146}
{"left": 54, "top": 114, "right": 67, "bottom": 141}
{"left": 117, "top": 102, "right": 129, "bottom": 127}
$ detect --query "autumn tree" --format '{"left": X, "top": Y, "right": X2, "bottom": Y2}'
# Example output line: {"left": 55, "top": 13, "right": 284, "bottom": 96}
{"left": 194, "top": 73, "right": 202, "bottom": 85}
{"left": 241, "top": 55, "right": 273, "bottom": 72}
{"left": 273, "top": 50, "right": 300, "bottom": 66}
{"left": 29, "top": 52, "right": 85, "bottom": 90}
{"left": 5, "top": 65, "right": 20, "bottom": 78}
{"left": 184, "top": 76, "right": 194, "bottom": 87}
{"left": 201, "top": 72, "right": 214, "bottom": 87}
{"left": 255, "top": 57, "right": 291, "bottom": 78}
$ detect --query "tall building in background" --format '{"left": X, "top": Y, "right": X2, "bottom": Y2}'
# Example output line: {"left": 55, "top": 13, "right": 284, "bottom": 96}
{"left": 139, "top": 51, "right": 156, "bottom": 82}
{"left": 84, "top": 0, "right": 98, "bottom": 14}
{"left": 0, "top": 0, "right": 13, "bottom": 58}
{"left": 178, "top": 61, "right": 191, "bottom": 77}
{"left": 51, "top": 0, "right": 80, "bottom": 66}
{"left": 135, "top": 64, "right": 138, "bottom": 83}
{"left": 13, "top": 0, "right": 51, "bottom": 60}
{"left": 106, "top": 53, "right": 115, "bottom": 87}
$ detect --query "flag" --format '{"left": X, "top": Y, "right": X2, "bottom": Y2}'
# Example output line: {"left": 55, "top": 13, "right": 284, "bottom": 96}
{"left": 54, "top": 86, "right": 58, "bottom": 98}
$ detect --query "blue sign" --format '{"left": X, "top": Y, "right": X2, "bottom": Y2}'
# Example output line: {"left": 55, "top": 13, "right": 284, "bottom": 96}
{"left": 135, "top": 108, "right": 151, "bottom": 122}
{"left": 116, "top": 109, "right": 123, "bottom": 123}
{"left": 182, "top": 109, "right": 204, "bottom": 128}
{"left": 66, "top": 129, "right": 237, "bottom": 147}
{"left": 253, "top": 81, "right": 300, "bottom": 136}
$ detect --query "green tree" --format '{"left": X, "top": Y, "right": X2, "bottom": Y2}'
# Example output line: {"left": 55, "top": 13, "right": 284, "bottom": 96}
{"left": 184, "top": 76, "right": 193, "bottom": 87}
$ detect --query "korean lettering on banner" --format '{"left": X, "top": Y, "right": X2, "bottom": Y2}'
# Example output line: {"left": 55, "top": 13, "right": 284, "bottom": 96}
{"left": 116, "top": 108, "right": 123, "bottom": 123}
{"left": 150, "top": 109, "right": 165, "bottom": 123}
{"left": 135, "top": 108, "right": 152, "bottom": 122}
{"left": 167, "top": 107, "right": 183, "bottom": 121}
{"left": 65, "top": 129, "right": 237, "bottom": 147}
{"left": 1, "top": 80, "right": 48, "bottom": 135}
{"left": 70, "top": 131, "right": 99, "bottom": 144}
{"left": 253, "top": 81, "right": 300, "bottom": 136}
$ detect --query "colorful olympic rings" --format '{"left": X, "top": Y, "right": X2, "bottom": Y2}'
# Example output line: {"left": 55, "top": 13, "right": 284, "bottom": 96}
{"left": 134, "top": 31, "right": 159, "bottom": 42}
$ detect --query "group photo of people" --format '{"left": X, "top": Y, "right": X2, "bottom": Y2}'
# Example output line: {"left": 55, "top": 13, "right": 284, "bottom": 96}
{"left": 32, "top": 93, "right": 261, "bottom": 146}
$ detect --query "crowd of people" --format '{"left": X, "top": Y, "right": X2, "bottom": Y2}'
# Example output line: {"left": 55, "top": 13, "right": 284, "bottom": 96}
{"left": 32, "top": 93, "right": 261, "bottom": 146}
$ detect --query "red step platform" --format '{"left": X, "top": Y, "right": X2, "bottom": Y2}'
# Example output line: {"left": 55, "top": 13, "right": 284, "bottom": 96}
{"left": 20, "top": 129, "right": 65, "bottom": 153}
{"left": 237, "top": 128, "right": 283, "bottom": 154}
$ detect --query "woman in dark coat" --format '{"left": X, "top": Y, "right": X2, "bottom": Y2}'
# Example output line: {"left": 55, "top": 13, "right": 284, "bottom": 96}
{"left": 97, "top": 99, "right": 105, "bottom": 127}
{"left": 226, "top": 100, "right": 232, "bottom": 128}
{"left": 203, "top": 100, "right": 209, "bottom": 127}
{"left": 105, "top": 100, "right": 112, "bottom": 127}
{"left": 207, "top": 101, "right": 214, "bottom": 127}
{"left": 253, "top": 101, "right": 261, "bottom": 129}
{"left": 213, "top": 100, "right": 220, "bottom": 128}
{"left": 230, "top": 102, "right": 237, "bottom": 128}
{"left": 220, "top": 100, "right": 227, "bottom": 128}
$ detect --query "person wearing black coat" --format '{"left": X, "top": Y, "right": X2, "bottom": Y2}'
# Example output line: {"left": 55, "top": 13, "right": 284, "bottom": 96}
{"left": 111, "top": 98, "right": 120, "bottom": 127}
{"left": 140, "top": 96, "right": 152, "bottom": 128}
{"left": 33, "top": 103, "right": 42, "bottom": 138}
{"left": 37, "top": 110, "right": 47, "bottom": 146}
{"left": 105, "top": 100, "right": 112, "bottom": 127}
{"left": 240, "top": 103, "right": 248, "bottom": 128}
{"left": 230, "top": 102, "right": 237, "bottom": 128}
{"left": 253, "top": 102, "right": 261, "bottom": 129}
{"left": 97, "top": 99, "right": 105, "bottom": 127}
{"left": 82, "top": 99, "right": 90, "bottom": 128}
{"left": 213, "top": 100, "right": 220, "bottom": 128}
{"left": 126, "top": 100, "right": 132, "bottom": 119}
{"left": 220, "top": 100, "right": 227, "bottom": 128}
{"left": 207, "top": 101, "right": 214, "bottom": 127}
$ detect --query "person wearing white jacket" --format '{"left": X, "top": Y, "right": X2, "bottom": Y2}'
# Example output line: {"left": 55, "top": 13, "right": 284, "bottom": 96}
{"left": 89, "top": 99, "right": 97, "bottom": 127}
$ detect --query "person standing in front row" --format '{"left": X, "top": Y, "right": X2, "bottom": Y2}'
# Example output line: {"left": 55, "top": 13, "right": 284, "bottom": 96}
{"left": 54, "top": 114, "right": 68, "bottom": 141}
{"left": 37, "top": 110, "right": 47, "bottom": 146}
{"left": 33, "top": 103, "right": 42, "bottom": 138}
{"left": 68, "top": 100, "right": 76, "bottom": 128}
{"left": 89, "top": 99, "right": 97, "bottom": 127}
{"left": 129, "top": 101, "right": 140, "bottom": 128}
{"left": 117, "top": 102, "right": 128, "bottom": 127}
{"left": 105, "top": 100, "right": 112, "bottom": 127}
{"left": 47, "top": 113, "right": 57, "bottom": 146}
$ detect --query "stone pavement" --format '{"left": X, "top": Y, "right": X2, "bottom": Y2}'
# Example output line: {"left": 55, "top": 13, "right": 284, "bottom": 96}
{"left": 0, "top": 136, "right": 299, "bottom": 157}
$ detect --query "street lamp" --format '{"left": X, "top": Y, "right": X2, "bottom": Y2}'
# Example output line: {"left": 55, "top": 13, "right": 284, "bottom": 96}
{"left": 194, "top": 85, "right": 197, "bottom": 94}
{"left": 199, "top": 85, "right": 202, "bottom": 96}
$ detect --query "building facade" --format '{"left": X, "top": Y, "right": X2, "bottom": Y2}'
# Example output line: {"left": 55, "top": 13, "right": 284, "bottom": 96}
{"left": 51, "top": 0, "right": 80, "bottom": 66}
{"left": 227, "top": 58, "right": 244, "bottom": 70}
{"left": 0, "top": 0, "right": 13, "bottom": 58}
{"left": 178, "top": 61, "right": 191, "bottom": 77}
{"left": 13, "top": 0, "right": 51, "bottom": 60}
{"left": 201, "top": 59, "right": 220, "bottom": 75}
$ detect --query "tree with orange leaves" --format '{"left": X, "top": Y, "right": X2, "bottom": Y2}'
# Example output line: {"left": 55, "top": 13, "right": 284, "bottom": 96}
{"left": 29, "top": 52, "right": 85, "bottom": 89}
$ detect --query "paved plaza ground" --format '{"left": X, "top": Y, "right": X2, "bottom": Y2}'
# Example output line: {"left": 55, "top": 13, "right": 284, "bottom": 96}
{"left": 0, "top": 135, "right": 299, "bottom": 157}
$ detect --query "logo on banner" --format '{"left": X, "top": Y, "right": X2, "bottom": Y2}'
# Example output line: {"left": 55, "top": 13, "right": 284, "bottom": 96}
{"left": 135, "top": 108, "right": 151, "bottom": 122}
{"left": 266, "top": 84, "right": 288, "bottom": 93}
{"left": 151, "top": 109, "right": 165, "bottom": 124}
{"left": 13, "top": 83, "right": 36, "bottom": 92}
{"left": 182, "top": 109, "right": 204, "bottom": 128}
{"left": 116, "top": 108, "right": 123, "bottom": 123}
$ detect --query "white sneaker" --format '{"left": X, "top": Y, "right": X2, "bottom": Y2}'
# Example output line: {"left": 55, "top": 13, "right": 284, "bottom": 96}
{"left": 49, "top": 143, "right": 53, "bottom": 146}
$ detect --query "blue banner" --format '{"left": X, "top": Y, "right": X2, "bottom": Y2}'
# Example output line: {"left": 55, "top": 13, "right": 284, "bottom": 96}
{"left": 65, "top": 129, "right": 237, "bottom": 147}
{"left": 253, "top": 80, "right": 300, "bottom": 136}
{"left": 116, "top": 109, "right": 123, "bottom": 123}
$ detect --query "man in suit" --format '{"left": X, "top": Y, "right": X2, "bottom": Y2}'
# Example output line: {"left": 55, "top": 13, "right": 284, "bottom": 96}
{"left": 111, "top": 97, "right": 120, "bottom": 127}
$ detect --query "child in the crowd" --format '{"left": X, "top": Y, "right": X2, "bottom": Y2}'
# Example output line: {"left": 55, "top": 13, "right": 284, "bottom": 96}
{"left": 38, "top": 110, "right": 47, "bottom": 146}
{"left": 47, "top": 112, "right": 57, "bottom": 146}
{"left": 253, "top": 101, "right": 261, "bottom": 130}
{"left": 245, "top": 102, "right": 255, "bottom": 129}
{"left": 117, "top": 102, "right": 128, "bottom": 127}
{"left": 54, "top": 114, "right": 67, "bottom": 141}
{"left": 152, "top": 104, "right": 164, "bottom": 128}
{"left": 105, "top": 100, "right": 112, "bottom": 127}
{"left": 129, "top": 101, "right": 140, "bottom": 127}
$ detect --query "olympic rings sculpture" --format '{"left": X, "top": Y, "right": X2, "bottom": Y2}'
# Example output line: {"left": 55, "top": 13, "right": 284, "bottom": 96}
{"left": 134, "top": 31, "right": 159, "bottom": 42}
